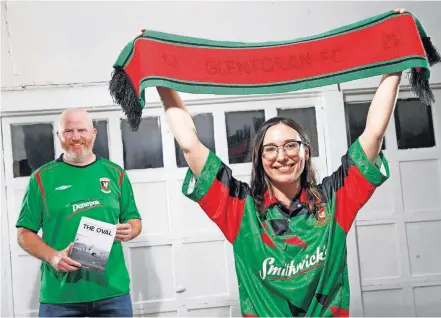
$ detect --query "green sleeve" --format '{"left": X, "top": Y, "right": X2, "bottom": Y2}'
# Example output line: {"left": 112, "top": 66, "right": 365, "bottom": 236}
{"left": 16, "top": 175, "right": 44, "bottom": 232}
{"left": 182, "top": 150, "right": 222, "bottom": 202}
{"left": 348, "top": 138, "right": 390, "bottom": 186}
{"left": 119, "top": 172, "right": 141, "bottom": 223}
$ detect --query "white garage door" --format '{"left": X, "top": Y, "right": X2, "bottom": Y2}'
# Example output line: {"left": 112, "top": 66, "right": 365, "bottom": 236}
{"left": 344, "top": 88, "right": 441, "bottom": 317}
{"left": 2, "top": 93, "right": 327, "bottom": 317}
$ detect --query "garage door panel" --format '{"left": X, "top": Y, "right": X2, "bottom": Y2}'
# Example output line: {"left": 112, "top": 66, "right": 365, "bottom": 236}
{"left": 413, "top": 285, "right": 441, "bottom": 317}
{"left": 357, "top": 223, "right": 401, "bottom": 281}
{"left": 133, "top": 303, "right": 179, "bottom": 317}
{"left": 129, "top": 245, "right": 177, "bottom": 303}
{"left": 406, "top": 221, "right": 441, "bottom": 276}
{"left": 132, "top": 182, "right": 170, "bottom": 236}
{"left": 362, "top": 289, "right": 406, "bottom": 317}
{"left": 400, "top": 159, "right": 441, "bottom": 213}
{"left": 188, "top": 305, "right": 231, "bottom": 317}
{"left": 182, "top": 241, "right": 230, "bottom": 299}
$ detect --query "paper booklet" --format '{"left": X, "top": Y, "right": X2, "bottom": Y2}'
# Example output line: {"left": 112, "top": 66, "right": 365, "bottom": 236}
{"left": 69, "top": 216, "right": 117, "bottom": 274}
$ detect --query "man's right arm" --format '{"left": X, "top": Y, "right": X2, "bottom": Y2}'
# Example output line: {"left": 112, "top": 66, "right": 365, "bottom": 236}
{"left": 16, "top": 175, "right": 81, "bottom": 272}
{"left": 17, "top": 228, "right": 57, "bottom": 264}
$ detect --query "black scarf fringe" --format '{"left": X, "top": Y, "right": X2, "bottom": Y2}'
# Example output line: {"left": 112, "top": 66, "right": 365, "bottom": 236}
{"left": 407, "top": 37, "right": 439, "bottom": 106}
{"left": 422, "top": 37, "right": 441, "bottom": 67}
{"left": 109, "top": 66, "right": 143, "bottom": 131}
{"left": 408, "top": 67, "right": 435, "bottom": 106}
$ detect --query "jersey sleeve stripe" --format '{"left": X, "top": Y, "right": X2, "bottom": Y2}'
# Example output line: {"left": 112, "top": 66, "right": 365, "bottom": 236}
{"left": 35, "top": 171, "right": 50, "bottom": 219}
{"left": 118, "top": 171, "right": 124, "bottom": 187}
{"left": 102, "top": 162, "right": 125, "bottom": 187}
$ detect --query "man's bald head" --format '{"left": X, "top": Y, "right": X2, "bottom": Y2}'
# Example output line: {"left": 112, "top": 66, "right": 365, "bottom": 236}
{"left": 58, "top": 108, "right": 94, "bottom": 131}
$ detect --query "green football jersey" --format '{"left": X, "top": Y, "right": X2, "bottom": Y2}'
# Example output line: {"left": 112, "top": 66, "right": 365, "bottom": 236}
{"left": 16, "top": 155, "right": 141, "bottom": 304}
{"left": 182, "top": 139, "right": 389, "bottom": 317}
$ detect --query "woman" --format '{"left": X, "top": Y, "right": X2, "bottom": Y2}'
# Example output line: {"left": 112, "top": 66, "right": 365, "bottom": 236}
{"left": 154, "top": 10, "right": 403, "bottom": 316}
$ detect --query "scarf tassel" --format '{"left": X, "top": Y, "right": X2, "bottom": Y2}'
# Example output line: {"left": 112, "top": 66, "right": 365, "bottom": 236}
{"left": 408, "top": 37, "right": 440, "bottom": 106}
{"left": 422, "top": 36, "right": 441, "bottom": 66}
{"left": 109, "top": 66, "right": 142, "bottom": 131}
{"left": 408, "top": 67, "right": 434, "bottom": 106}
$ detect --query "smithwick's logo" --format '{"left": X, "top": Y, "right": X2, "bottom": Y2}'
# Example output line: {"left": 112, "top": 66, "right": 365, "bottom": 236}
{"left": 259, "top": 245, "right": 328, "bottom": 280}
{"left": 100, "top": 177, "right": 111, "bottom": 194}
{"left": 71, "top": 200, "right": 102, "bottom": 213}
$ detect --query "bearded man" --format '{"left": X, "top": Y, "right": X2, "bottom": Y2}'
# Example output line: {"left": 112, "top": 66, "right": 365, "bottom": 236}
{"left": 16, "top": 108, "right": 142, "bottom": 317}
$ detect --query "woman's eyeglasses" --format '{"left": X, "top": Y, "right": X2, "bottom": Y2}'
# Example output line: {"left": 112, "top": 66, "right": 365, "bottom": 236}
{"left": 261, "top": 141, "right": 304, "bottom": 160}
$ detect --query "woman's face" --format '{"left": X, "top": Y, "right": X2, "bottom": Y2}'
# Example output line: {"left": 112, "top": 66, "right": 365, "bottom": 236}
{"left": 261, "top": 123, "right": 309, "bottom": 185}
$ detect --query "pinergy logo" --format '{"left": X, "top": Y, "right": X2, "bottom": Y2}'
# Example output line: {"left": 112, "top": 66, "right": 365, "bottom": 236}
{"left": 67, "top": 199, "right": 103, "bottom": 213}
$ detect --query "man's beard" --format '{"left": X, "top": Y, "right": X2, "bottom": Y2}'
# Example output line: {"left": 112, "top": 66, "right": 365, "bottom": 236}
{"left": 62, "top": 139, "right": 95, "bottom": 162}
{"left": 64, "top": 146, "right": 93, "bottom": 161}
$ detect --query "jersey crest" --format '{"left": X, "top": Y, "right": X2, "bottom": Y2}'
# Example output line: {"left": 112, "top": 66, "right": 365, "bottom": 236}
{"left": 315, "top": 204, "right": 331, "bottom": 227}
{"left": 100, "top": 177, "right": 111, "bottom": 194}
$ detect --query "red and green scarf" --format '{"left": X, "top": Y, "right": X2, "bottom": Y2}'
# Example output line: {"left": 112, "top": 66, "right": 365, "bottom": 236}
{"left": 109, "top": 10, "right": 440, "bottom": 130}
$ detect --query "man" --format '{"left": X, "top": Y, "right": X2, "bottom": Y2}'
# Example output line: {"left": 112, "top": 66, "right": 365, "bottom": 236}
{"left": 16, "top": 108, "right": 142, "bottom": 317}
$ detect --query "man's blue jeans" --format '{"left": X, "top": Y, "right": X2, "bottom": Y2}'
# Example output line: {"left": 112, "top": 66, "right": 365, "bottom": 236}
{"left": 38, "top": 293, "right": 133, "bottom": 317}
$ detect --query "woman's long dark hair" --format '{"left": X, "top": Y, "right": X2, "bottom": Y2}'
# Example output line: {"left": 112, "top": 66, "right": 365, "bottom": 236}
{"left": 250, "top": 117, "right": 321, "bottom": 215}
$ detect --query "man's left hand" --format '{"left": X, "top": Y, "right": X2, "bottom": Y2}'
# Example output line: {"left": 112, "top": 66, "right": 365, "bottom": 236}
{"left": 115, "top": 223, "right": 133, "bottom": 242}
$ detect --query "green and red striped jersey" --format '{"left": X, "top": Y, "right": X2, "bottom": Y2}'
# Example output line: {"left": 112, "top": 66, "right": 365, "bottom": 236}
{"left": 182, "top": 138, "right": 389, "bottom": 317}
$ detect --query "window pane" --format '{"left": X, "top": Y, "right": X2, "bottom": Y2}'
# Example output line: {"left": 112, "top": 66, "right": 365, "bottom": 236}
{"left": 394, "top": 99, "right": 435, "bottom": 149}
{"left": 11, "top": 123, "right": 55, "bottom": 178}
{"left": 277, "top": 107, "right": 320, "bottom": 157}
{"left": 175, "top": 113, "right": 215, "bottom": 168}
{"left": 121, "top": 117, "right": 164, "bottom": 169}
{"left": 344, "top": 102, "right": 386, "bottom": 150}
{"left": 225, "top": 110, "right": 265, "bottom": 164}
{"left": 93, "top": 120, "right": 109, "bottom": 159}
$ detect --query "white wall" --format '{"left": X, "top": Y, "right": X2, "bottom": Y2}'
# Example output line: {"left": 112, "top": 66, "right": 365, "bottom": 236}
{"left": 2, "top": 1, "right": 441, "bottom": 113}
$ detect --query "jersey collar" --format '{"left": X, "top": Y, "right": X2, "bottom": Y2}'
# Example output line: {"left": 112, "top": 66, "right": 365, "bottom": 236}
{"left": 56, "top": 153, "right": 101, "bottom": 168}
{"left": 263, "top": 188, "right": 309, "bottom": 211}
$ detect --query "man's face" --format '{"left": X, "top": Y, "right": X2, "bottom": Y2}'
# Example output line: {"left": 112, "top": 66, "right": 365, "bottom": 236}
{"left": 57, "top": 112, "right": 96, "bottom": 160}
